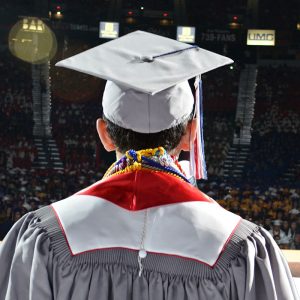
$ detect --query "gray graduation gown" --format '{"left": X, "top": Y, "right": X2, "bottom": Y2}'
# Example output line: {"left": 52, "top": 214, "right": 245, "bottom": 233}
{"left": 0, "top": 205, "right": 298, "bottom": 300}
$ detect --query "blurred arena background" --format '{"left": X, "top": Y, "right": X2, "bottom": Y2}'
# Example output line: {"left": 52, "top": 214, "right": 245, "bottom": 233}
{"left": 0, "top": 0, "right": 300, "bottom": 272}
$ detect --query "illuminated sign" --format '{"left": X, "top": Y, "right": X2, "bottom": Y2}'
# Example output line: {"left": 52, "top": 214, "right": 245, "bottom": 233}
{"left": 177, "top": 26, "right": 196, "bottom": 43}
{"left": 247, "top": 29, "right": 275, "bottom": 46}
{"left": 22, "top": 18, "right": 45, "bottom": 33}
{"left": 99, "top": 22, "right": 119, "bottom": 39}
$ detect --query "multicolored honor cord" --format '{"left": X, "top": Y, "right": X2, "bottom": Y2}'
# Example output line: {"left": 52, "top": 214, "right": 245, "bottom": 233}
{"left": 103, "top": 147, "right": 191, "bottom": 184}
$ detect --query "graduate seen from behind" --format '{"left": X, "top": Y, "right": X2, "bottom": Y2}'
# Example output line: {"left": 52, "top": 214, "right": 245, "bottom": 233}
{"left": 0, "top": 31, "right": 298, "bottom": 300}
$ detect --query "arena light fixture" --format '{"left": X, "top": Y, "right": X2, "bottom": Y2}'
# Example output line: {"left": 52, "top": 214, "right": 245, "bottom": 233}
{"left": 53, "top": 8, "right": 63, "bottom": 19}
{"left": 126, "top": 17, "right": 136, "bottom": 24}
{"left": 229, "top": 22, "right": 240, "bottom": 29}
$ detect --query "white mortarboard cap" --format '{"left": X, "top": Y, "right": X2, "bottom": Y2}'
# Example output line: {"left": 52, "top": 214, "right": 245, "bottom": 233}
{"left": 103, "top": 80, "right": 193, "bottom": 133}
{"left": 55, "top": 30, "right": 233, "bottom": 179}
{"left": 56, "top": 30, "right": 233, "bottom": 133}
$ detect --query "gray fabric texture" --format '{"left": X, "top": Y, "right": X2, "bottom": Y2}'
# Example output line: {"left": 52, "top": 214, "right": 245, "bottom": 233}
{"left": 0, "top": 205, "right": 299, "bottom": 300}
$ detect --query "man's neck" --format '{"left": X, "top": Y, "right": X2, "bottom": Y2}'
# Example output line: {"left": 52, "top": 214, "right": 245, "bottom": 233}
{"left": 116, "top": 150, "right": 124, "bottom": 161}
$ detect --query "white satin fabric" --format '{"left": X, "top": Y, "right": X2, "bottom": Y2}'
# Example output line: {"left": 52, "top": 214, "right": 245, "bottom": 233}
{"left": 52, "top": 195, "right": 240, "bottom": 266}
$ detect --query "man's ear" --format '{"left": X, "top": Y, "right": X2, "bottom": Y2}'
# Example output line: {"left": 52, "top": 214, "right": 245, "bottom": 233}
{"left": 96, "top": 118, "right": 116, "bottom": 151}
{"left": 180, "top": 119, "right": 198, "bottom": 151}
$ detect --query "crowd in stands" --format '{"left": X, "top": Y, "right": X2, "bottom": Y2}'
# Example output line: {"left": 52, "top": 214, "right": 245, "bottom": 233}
{"left": 50, "top": 45, "right": 107, "bottom": 171}
{"left": 202, "top": 66, "right": 240, "bottom": 177}
{"left": 253, "top": 105, "right": 300, "bottom": 136}
{"left": 0, "top": 167, "right": 105, "bottom": 240}
{"left": 200, "top": 179, "right": 300, "bottom": 249}
{"left": 245, "top": 66, "right": 300, "bottom": 184}
{"left": 51, "top": 101, "right": 100, "bottom": 171}
{"left": 256, "top": 66, "right": 300, "bottom": 111}
{"left": 0, "top": 50, "right": 37, "bottom": 170}
{"left": 202, "top": 66, "right": 240, "bottom": 112}
{"left": 204, "top": 113, "right": 234, "bottom": 177}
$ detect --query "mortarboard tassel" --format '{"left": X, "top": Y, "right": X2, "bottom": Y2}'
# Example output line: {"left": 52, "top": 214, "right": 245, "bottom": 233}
{"left": 190, "top": 76, "right": 207, "bottom": 180}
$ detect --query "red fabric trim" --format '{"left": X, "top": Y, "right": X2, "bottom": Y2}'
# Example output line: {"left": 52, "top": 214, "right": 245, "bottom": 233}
{"left": 76, "top": 170, "right": 213, "bottom": 211}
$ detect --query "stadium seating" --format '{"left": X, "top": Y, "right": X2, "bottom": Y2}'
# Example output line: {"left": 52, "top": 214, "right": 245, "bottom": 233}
{"left": 245, "top": 66, "right": 300, "bottom": 184}
{"left": 0, "top": 50, "right": 37, "bottom": 169}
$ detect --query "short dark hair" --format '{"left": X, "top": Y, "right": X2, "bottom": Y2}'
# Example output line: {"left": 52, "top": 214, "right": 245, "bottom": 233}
{"left": 103, "top": 115, "right": 192, "bottom": 153}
